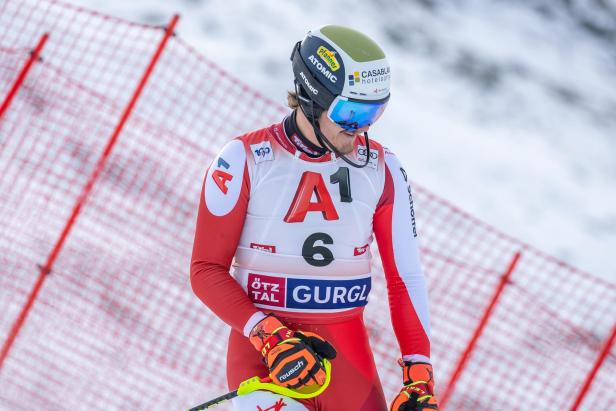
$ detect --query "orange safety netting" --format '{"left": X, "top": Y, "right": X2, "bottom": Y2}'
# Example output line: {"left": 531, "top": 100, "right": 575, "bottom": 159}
{"left": 0, "top": 1, "right": 614, "bottom": 410}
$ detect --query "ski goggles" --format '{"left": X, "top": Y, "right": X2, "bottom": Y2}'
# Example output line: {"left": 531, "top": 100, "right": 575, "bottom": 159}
{"left": 327, "top": 95, "right": 389, "bottom": 131}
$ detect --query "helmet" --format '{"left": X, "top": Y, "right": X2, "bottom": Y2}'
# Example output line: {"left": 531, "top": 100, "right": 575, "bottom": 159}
{"left": 290, "top": 25, "right": 391, "bottom": 167}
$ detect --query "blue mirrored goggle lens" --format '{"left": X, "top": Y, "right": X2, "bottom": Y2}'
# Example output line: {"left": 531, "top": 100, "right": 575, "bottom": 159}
{"left": 327, "top": 98, "right": 388, "bottom": 131}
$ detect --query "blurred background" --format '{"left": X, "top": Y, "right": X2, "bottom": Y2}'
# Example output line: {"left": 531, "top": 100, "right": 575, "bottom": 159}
{"left": 1, "top": 1, "right": 615, "bottom": 410}
{"left": 71, "top": 0, "right": 616, "bottom": 282}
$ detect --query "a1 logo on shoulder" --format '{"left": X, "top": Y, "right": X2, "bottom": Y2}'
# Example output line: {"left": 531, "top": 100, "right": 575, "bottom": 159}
{"left": 211, "top": 156, "right": 233, "bottom": 194}
{"left": 251, "top": 141, "right": 274, "bottom": 164}
{"left": 205, "top": 139, "right": 245, "bottom": 216}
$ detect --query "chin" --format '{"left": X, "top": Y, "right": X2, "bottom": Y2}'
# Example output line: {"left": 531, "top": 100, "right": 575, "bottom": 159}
{"left": 337, "top": 144, "right": 356, "bottom": 155}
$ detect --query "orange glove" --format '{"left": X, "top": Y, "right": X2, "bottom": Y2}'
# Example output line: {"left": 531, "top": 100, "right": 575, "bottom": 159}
{"left": 390, "top": 360, "right": 439, "bottom": 411}
{"left": 248, "top": 314, "right": 336, "bottom": 389}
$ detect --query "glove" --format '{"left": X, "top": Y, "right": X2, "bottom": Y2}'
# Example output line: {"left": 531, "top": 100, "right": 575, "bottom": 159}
{"left": 390, "top": 360, "right": 439, "bottom": 411}
{"left": 248, "top": 314, "right": 337, "bottom": 389}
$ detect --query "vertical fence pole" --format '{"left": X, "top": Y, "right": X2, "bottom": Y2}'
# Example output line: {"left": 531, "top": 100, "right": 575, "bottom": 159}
{"left": 440, "top": 251, "right": 522, "bottom": 409}
{"left": 569, "top": 324, "right": 616, "bottom": 411}
{"left": 0, "top": 33, "right": 49, "bottom": 121}
{"left": 0, "top": 14, "right": 180, "bottom": 371}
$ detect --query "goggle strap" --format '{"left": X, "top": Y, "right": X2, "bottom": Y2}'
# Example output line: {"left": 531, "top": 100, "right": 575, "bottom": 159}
{"left": 295, "top": 81, "right": 322, "bottom": 123}
{"left": 311, "top": 117, "right": 371, "bottom": 169}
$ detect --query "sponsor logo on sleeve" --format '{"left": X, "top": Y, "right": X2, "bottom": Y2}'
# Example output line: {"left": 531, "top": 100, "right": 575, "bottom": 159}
{"left": 400, "top": 167, "right": 418, "bottom": 238}
{"left": 251, "top": 141, "right": 274, "bottom": 164}
{"left": 357, "top": 146, "right": 378, "bottom": 169}
{"left": 211, "top": 157, "right": 233, "bottom": 194}
{"left": 205, "top": 140, "right": 245, "bottom": 216}
{"left": 400, "top": 166, "right": 408, "bottom": 182}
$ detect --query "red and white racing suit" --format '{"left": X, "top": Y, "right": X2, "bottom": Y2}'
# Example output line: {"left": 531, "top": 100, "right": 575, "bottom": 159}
{"left": 191, "top": 117, "right": 432, "bottom": 411}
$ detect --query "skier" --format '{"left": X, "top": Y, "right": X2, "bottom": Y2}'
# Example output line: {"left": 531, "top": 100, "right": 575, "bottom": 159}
{"left": 191, "top": 25, "right": 439, "bottom": 411}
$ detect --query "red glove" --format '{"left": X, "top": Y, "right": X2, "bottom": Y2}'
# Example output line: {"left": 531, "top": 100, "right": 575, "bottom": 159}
{"left": 390, "top": 360, "right": 439, "bottom": 411}
{"left": 248, "top": 314, "right": 336, "bottom": 389}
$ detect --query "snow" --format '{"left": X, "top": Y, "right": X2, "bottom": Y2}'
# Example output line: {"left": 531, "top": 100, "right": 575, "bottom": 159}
{"left": 60, "top": 0, "right": 616, "bottom": 281}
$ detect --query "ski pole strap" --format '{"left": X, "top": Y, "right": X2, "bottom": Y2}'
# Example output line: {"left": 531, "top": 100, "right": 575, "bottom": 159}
{"left": 238, "top": 358, "right": 332, "bottom": 399}
{"left": 188, "top": 358, "right": 331, "bottom": 410}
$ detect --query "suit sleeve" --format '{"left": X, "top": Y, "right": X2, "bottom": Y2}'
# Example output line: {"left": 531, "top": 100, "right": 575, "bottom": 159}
{"left": 373, "top": 150, "right": 432, "bottom": 359}
{"left": 190, "top": 139, "right": 264, "bottom": 336}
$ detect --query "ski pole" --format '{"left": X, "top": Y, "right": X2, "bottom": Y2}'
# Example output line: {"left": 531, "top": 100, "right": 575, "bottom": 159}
{"left": 188, "top": 358, "right": 332, "bottom": 410}
{"left": 188, "top": 388, "right": 240, "bottom": 411}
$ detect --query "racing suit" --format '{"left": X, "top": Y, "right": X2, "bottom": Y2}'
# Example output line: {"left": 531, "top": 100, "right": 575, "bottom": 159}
{"left": 191, "top": 114, "right": 432, "bottom": 410}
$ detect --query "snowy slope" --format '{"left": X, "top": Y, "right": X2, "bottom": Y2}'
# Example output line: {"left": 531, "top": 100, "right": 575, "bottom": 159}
{"left": 65, "top": 0, "right": 616, "bottom": 281}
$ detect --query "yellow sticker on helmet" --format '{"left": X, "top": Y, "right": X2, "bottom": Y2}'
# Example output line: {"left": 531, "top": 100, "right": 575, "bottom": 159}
{"left": 317, "top": 46, "right": 340, "bottom": 72}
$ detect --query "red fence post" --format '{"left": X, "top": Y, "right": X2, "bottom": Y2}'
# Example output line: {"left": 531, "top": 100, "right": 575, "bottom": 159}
{"left": 0, "top": 14, "right": 180, "bottom": 371}
{"left": 440, "top": 251, "right": 522, "bottom": 409}
{"left": 569, "top": 323, "right": 616, "bottom": 411}
{"left": 0, "top": 33, "right": 49, "bottom": 121}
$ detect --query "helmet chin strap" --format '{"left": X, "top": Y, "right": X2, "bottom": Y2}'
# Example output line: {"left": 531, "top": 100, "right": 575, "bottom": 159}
{"left": 294, "top": 82, "right": 371, "bottom": 169}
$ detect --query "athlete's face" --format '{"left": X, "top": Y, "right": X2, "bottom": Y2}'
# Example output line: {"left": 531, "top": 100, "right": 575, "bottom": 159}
{"left": 318, "top": 111, "right": 370, "bottom": 155}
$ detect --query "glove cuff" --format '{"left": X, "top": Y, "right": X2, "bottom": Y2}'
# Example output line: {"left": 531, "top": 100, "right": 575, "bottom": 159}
{"left": 398, "top": 359, "right": 435, "bottom": 391}
{"left": 248, "top": 314, "right": 294, "bottom": 355}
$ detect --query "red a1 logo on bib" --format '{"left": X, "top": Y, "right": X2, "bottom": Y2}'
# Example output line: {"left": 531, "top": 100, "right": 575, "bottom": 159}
{"left": 284, "top": 171, "right": 339, "bottom": 223}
